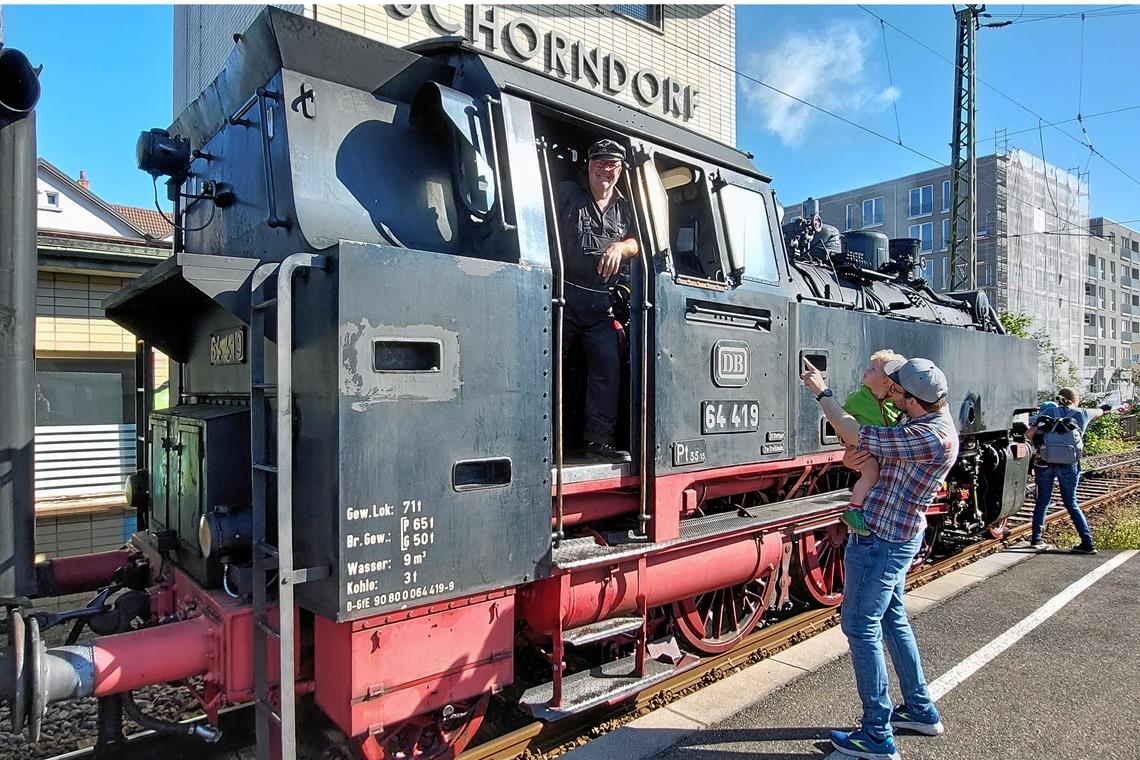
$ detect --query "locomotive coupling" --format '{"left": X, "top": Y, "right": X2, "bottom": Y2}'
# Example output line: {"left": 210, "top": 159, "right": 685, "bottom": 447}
{"left": 1, "top": 610, "right": 215, "bottom": 740}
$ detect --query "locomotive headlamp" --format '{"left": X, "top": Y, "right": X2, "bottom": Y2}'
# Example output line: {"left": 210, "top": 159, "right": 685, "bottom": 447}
{"left": 136, "top": 128, "right": 191, "bottom": 179}
{"left": 198, "top": 507, "right": 253, "bottom": 559}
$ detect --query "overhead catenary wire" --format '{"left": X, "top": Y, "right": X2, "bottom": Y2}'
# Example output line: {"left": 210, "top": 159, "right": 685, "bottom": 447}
{"left": 878, "top": 18, "right": 903, "bottom": 144}
{"left": 687, "top": 30, "right": 1098, "bottom": 236}
{"left": 857, "top": 5, "right": 1140, "bottom": 194}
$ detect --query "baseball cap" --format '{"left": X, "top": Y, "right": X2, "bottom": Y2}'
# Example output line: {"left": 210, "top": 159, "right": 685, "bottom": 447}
{"left": 888, "top": 358, "right": 948, "bottom": 404}
{"left": 588, "top": 138, "right": 626, "bottom": 162}
{"left": 880, "top": 357, "right": 906, "bottom": 377}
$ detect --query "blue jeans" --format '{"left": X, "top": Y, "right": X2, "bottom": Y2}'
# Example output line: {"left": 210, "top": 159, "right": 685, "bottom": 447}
{"left": 1032, "top": 462, "right": 1093, "bottom": 546}
{"left": 841, "top": 530, "right": 933, "bottom": 740}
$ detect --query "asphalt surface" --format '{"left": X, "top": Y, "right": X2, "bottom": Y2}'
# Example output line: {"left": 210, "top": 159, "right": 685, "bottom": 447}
{"left": 648, "top": 548, "right": 1140, "bottom": 760}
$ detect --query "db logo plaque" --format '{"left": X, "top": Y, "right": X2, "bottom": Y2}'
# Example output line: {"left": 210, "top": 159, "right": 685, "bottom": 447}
{"left": 712, "top": 340, "right": 749, "bottom": 388}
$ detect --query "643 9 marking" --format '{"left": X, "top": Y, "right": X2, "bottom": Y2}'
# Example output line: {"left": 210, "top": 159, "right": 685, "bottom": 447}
{"left": 701, "top": 400, "right": 760, "bottom": 434}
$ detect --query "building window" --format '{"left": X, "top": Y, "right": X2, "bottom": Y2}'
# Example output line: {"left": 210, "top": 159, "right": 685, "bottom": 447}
{"left": 1134, "top": 240, "right": 1139, "bottom": 254}
{"left": 862, "top": 197, "right": 884, "bottom": 228}
{"left": 1099, "top": 315, "right": 1106, "bottom": 337}
{"left": 40, "top": 190, "right": 61, "bottom": 211}
{"left": 1084, "top": 343, "right": 1096, "bottom": 360}
{"left": 908, "top": 185, "right": 933, "bottom": 217}
{"left": 1111, "top": 290, "right": 1117, "bottom": 311}
{"left": 1111, "top": 318, "right": 1117, "bottom": 339}
{"left": 1099, "top": 286, "right": 1106, "bottom": 308}
{"left": 1098, "top": 344, "right": 1106, "bottom": 367}
{"left": 613, "top": 4, "right": 663, "bottom": 28}
{"left": 909, "top": 222, "right": 933, "bottom": 253}
{"left": 1110, "top": 346, "right": 1117, "bottom": 367}
{"left": 845, "top": 203, "right": 855, "bottom": 232}
{"left": 941, "top": 218, "right": 950, "bottom": 251}
{"left": 1111, "top": 261, "right": 1116, "bottom": 283}
{"left": 941, "top": 180, "right": 951, "bottom": 212}
{"left": 1098, "top": 257, "right": 1106, "bottom": 280}
{"left": 922, "top": 258, "right": 934, "bottom": 283}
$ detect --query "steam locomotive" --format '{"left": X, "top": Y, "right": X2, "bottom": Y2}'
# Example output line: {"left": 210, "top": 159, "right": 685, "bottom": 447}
{"left": 0, "top": 9, "right": 1037, "bottom": 759}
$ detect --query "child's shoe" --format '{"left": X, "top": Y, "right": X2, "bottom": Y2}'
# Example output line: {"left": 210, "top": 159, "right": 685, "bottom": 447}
{"left": 841, "top": 507, "right": 871, "bottom": 536}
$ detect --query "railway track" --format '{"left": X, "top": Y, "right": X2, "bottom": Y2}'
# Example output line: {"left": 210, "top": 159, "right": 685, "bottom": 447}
{"left": 30, "top": 451, "right": 1140, "bottom": 760}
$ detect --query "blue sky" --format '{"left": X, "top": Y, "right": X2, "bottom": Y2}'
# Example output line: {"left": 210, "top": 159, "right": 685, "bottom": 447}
{"left": 5, "top": 4, "right": 1138, "bottom": 226}
{"left": 4, "top": 4, "right": 172, "bottom": 209}
{"left": 736, "top": 4, "right": 1140, "bottom": 225}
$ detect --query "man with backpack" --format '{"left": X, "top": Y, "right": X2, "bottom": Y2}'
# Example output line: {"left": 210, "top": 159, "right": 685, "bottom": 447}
{"left": 1027, "top": 387, "right": 1112, "bottom": 553}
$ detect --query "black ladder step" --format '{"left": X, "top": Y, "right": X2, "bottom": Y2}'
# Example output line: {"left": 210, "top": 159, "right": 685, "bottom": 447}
{"left": 253, "top": 297, "right": 279, "bottom": 311}
{"left": 255, "top": 698, "right": 282, "bottom": 724}
{"left": 520, "top": 650, "right": 698, "bottom": 721}
{"left": 563, "top": 616, "right": 644, "bottom": 647}
{"left": 255, "top": 540, "right": 279, "bottom": 558}
{"left": 253, "top": 463, "right": 278, "bottom": 474}
{"left": 255, "top": 618, "right": 280, "bottom": 639}
{"left": 252, "top": 382, "right": 278, "bottom": 390}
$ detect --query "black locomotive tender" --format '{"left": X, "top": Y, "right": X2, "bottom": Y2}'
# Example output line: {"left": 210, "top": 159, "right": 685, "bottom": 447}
{"left": 29, "top": 7, "right": 1042, "bottom": 756}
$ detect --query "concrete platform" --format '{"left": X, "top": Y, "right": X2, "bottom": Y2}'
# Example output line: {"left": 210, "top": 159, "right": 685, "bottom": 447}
{"left": 562, "top": 543, "right": 1140, "bottom": 760}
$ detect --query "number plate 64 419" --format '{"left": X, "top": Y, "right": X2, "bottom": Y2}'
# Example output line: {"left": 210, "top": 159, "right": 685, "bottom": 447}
{"left": 701, "top": 400, "right": 760, "bottom": 434}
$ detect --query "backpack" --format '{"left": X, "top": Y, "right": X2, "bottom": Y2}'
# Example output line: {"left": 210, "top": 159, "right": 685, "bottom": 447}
{"left": 1036, "top": 413, "right": 1083, "bottom": 465}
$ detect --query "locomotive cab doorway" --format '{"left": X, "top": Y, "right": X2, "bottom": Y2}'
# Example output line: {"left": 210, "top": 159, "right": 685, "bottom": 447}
{"left": 533, "top": 109, "right": 650, "bottom": 481}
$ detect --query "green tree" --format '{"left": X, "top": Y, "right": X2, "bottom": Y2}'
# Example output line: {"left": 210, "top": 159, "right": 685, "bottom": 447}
{"left": 999, "top": 310, "right": 1033, "bottom": 338}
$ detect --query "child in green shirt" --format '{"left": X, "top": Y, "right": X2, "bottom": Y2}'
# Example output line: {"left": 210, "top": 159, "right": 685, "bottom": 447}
{"left": 840, "top": 350, "right": 905, "bottom": 535}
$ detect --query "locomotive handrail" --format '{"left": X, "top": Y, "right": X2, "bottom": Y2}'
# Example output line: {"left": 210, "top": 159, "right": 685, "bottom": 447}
{"left": 482, "top": 95, "right": 516, "bottom": 233}
{"left": 256, "top": 88, "right": 289, "bottom": 230}
{"left": 537, "top": 138, "right": 566, "bottom": 546}
{"left": 273, "top": 252, "right": 327, "bottom": 760}
{"left": 625, "top": 157, "right": 654, "bottom": 537}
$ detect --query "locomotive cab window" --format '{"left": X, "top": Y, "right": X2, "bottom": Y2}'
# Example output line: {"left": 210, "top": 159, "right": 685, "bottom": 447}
{"left": 644, "top": 153, "right": 725, "bottom": 285}
{"left": 717, "top": 183, "right": 780, "bottom": 284}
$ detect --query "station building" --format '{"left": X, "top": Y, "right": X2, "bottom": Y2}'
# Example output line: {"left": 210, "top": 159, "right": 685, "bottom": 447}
{"left": 34, "top": 160, "right": 172, "bottom": 559}
{"left": 173, "top": 4, "right": 736, "bottom": 145}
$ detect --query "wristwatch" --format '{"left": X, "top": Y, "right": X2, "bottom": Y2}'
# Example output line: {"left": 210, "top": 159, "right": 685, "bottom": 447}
{"left": 816, "top": 388, "right": 833, "bottom": 402}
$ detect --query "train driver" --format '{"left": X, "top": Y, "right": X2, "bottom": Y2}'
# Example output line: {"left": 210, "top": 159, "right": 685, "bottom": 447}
{"left": 555, "top": 138, "right": 640, "bottom": 463}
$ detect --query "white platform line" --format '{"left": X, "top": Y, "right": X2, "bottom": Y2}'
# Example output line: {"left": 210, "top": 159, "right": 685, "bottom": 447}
{"left": 823, "top": 551, "right": 1138, "bottom": 759}
{"left": 928, "top": 549, "right": 1137, "bottom": 701}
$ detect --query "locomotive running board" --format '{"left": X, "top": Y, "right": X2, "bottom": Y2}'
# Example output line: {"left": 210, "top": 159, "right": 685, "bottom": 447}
{"left": 551, "top": 490, "right": 851, "bottom": 570}
{"left": 519, "top": 651, "right": 700, "bottom": 720}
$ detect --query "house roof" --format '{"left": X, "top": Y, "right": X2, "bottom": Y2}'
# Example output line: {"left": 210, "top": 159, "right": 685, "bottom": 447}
{"left": 110, "top": 204, "right": 174, "bottom": 240}
{"left": 37, "top": 159, "right": 173, "bottom": 244}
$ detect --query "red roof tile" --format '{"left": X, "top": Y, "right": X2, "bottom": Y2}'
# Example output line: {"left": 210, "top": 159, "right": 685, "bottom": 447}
{"left": 111, "top": 204, "right": 174, "bottom": 241}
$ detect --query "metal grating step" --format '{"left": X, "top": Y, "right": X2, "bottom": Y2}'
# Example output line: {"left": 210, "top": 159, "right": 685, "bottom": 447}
{"left": 520, "top": 651, "right": 696, "bottom": 720}
{"left": 563, "top": 616, "right": 643, "bottom": 647}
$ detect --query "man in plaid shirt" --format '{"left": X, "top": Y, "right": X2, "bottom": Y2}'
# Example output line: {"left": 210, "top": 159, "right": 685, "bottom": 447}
{"left": 801, "top": 357, "right": 958, "bottom": 760}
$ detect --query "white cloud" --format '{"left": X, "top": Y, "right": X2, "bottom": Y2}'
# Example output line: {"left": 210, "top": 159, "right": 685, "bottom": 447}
{"left": 740, "top": 23, "right": 899, "bottom": 145}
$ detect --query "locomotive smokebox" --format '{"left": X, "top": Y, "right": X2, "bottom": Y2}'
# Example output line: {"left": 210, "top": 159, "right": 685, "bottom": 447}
{"left": 0, "top": 46, "right": 42, "bottom": 598}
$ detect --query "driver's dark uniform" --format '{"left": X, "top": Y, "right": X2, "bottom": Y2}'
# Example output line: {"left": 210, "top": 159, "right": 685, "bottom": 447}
{"left": 556, "top": 179, "right": 633, "bottom": 448}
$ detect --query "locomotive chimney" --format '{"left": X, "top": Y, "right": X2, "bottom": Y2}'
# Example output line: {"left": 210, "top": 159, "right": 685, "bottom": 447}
{"left": 0, "top": 45, "right": 43, "bottom": 597}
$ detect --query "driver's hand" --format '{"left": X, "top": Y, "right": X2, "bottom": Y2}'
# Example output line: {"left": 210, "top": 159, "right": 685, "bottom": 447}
{"left": 598, "top": 244, "right": 624, "bottom": 279}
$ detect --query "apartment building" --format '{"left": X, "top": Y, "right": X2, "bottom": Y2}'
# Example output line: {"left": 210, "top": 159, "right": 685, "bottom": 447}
{"left": 174, "top": 4, "right": 735, "bottom": 145}
{"left": 805, "top": 149, "right": 1088, "bottom": 392}
{"left": 1084, "top": 217, "right": 1140, "bottom": 397}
